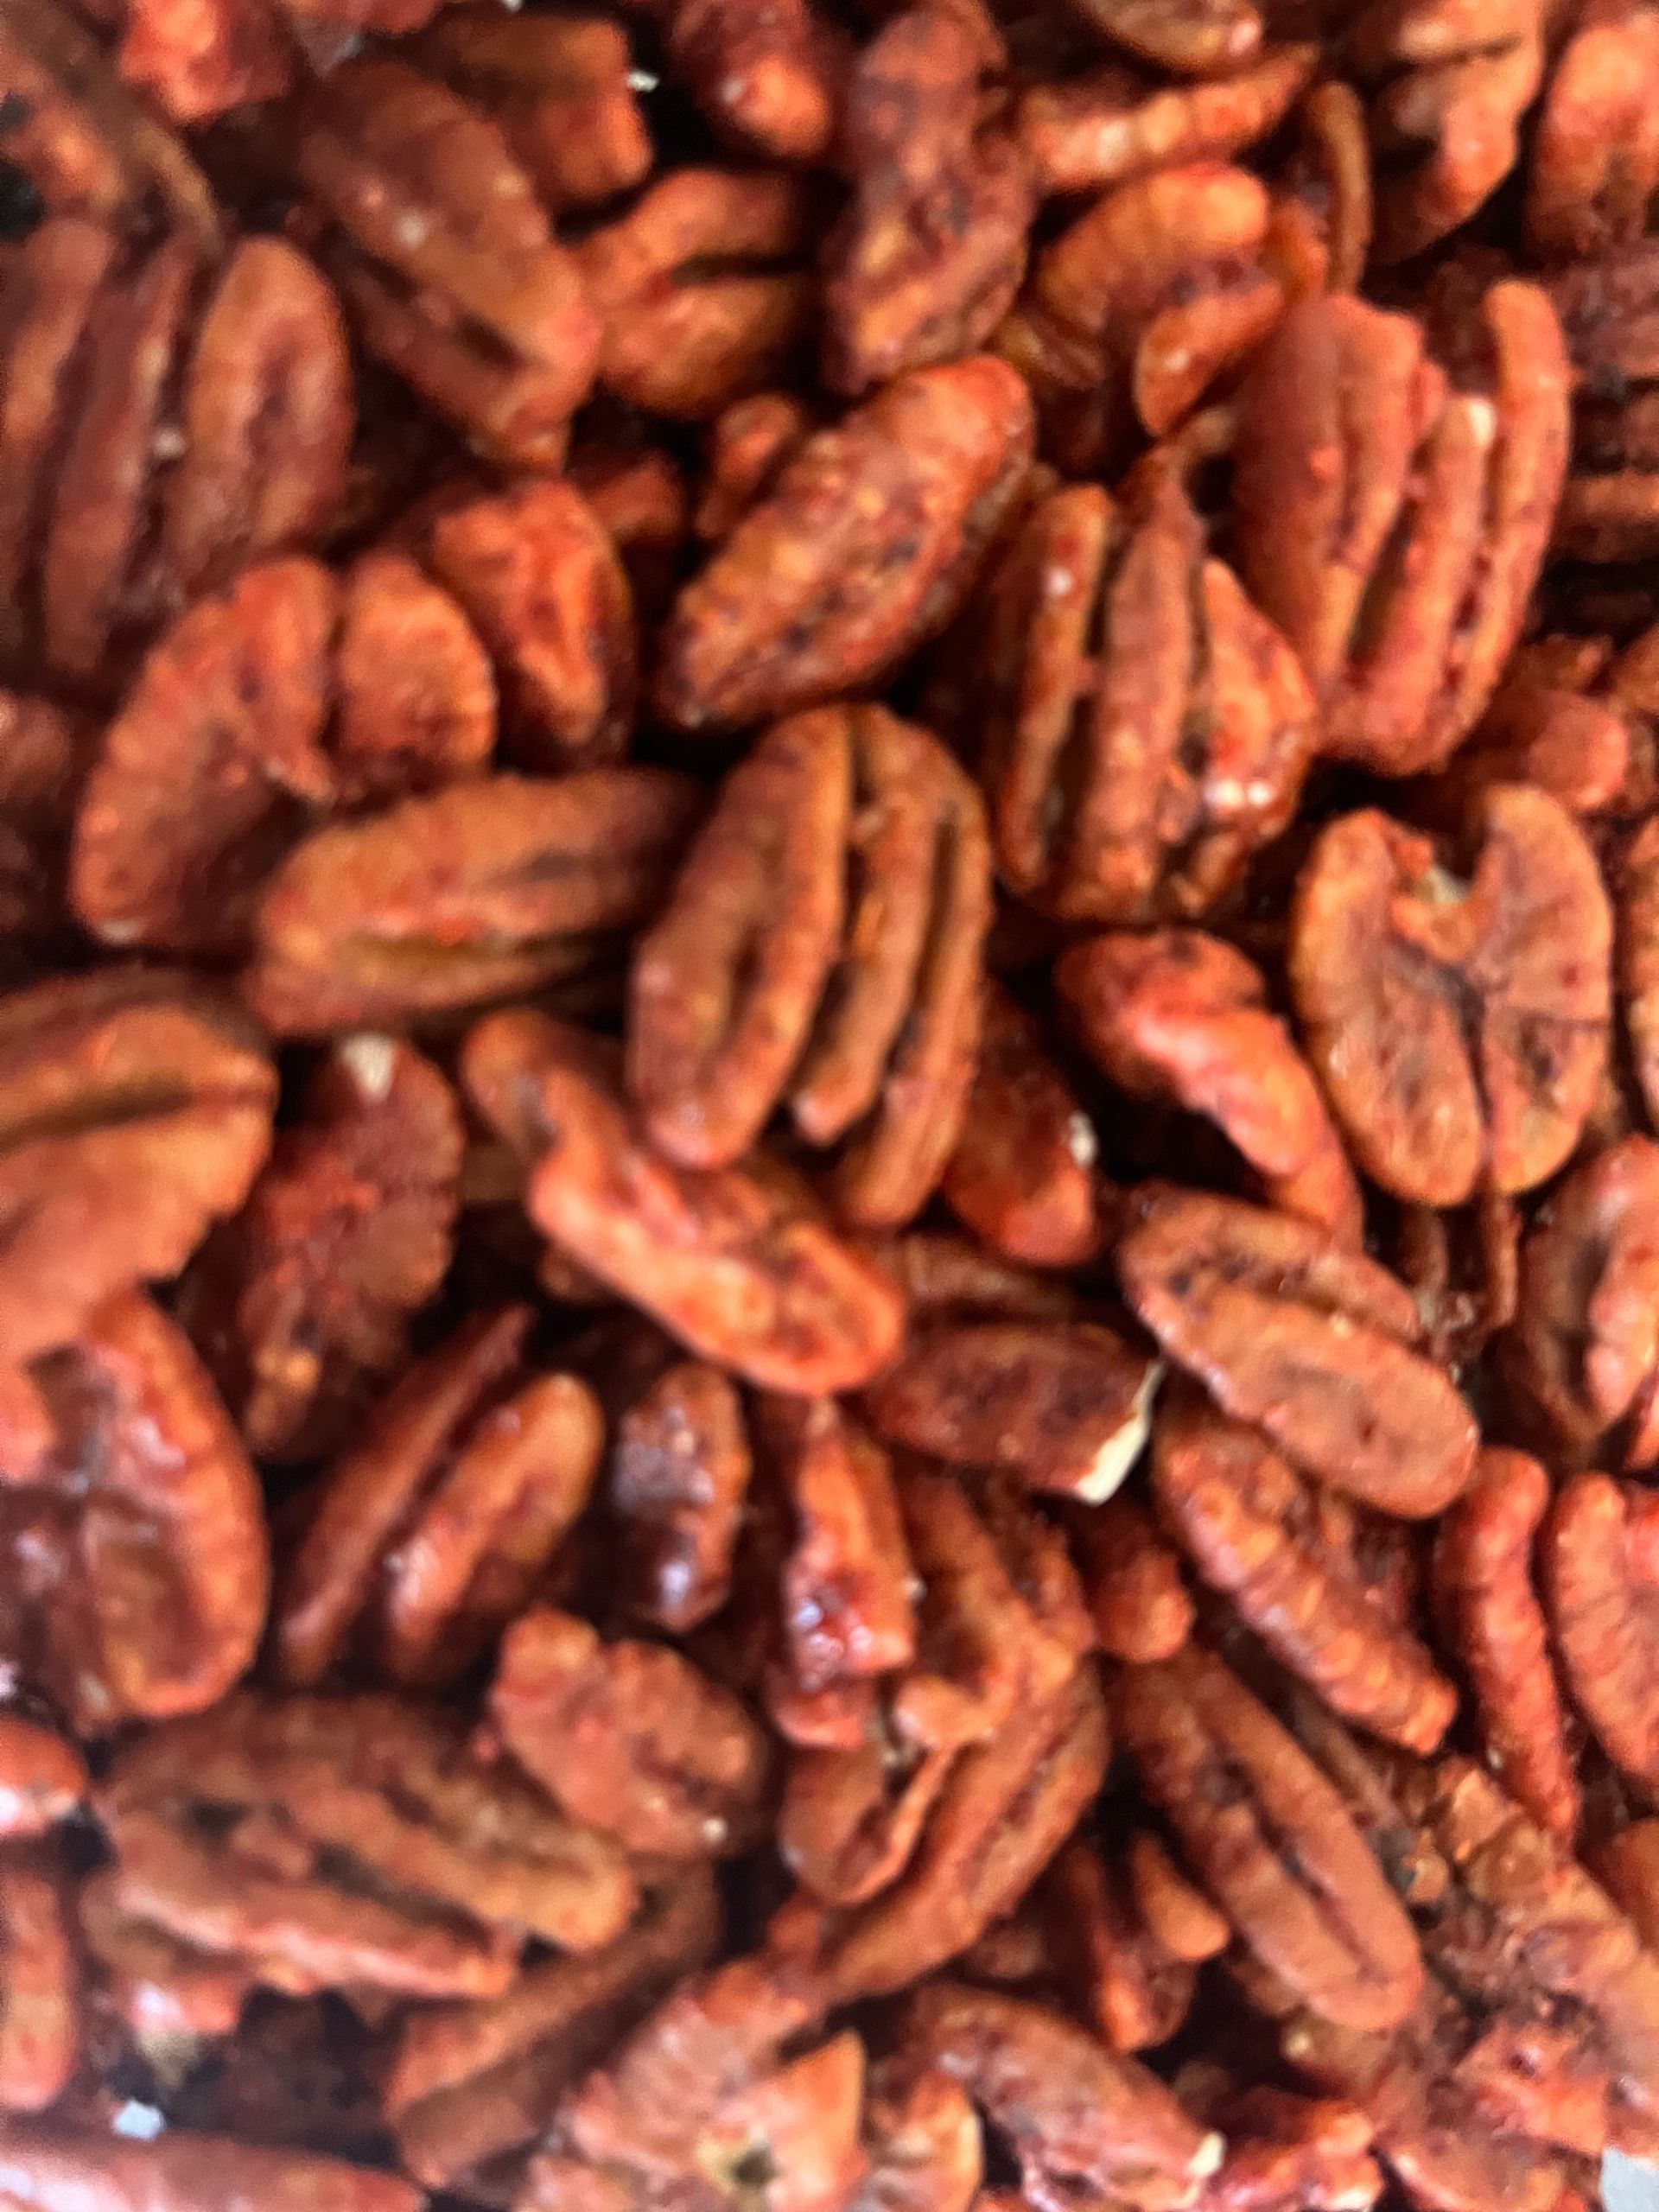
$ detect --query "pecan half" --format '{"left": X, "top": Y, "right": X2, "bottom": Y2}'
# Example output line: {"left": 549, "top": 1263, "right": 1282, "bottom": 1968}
{"left": 611, "top": 1360, "right": 751, "bottom": 1633}
{"left": 0, "top": 2125, "right": 421, "bottom": 2212}
{"left": 1544, "top": 1472, "right": 1659, "bottom": 1788}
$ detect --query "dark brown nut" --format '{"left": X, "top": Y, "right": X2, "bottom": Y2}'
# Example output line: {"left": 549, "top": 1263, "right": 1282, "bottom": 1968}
{"left": 1069, "top": 1497, "right": 1193, "bottom": 1664}
{"left": 1043, "top": 1838, "right": 1197, "bottom": 2054}
{"left": 1235, "top": 284, "right": 1570, "bottom": 776}
{"left": 99, "top": 1689, "right": 639, "bottom": 1995}
{"left": 861, "top": 1322, "right": 1160, "bottom": 1503}
{"left": 1546, "top": 241, "right": 1659, "bottom": 560}
{"left": 654, "top": 357, "right": 1033, "bottom": 734}
{"left": 422, "top": 477, "right": 632, "bottom": 774}
{"left": 489, "top": 1605, "right": 773, "bottom": 1860}
{"left": 896, "top": 1980, "right": 1222, "bottom": 2212}
{"left": 1526, "top": 0, "right": 1659, "bottom": 259}
{"left": 651, "top": 0, "right": 848, "bottom": 163}
{"left": 1287, "top": 791, "right": 1610, "bottom": 1209}
{"left": 1113, "top": 1648, "right": 1425, "bottom": 2032}
{"left": 1349, "top": 0, "right": 1546, "bottom": 262}
{"left": 938, "top": 982, "right": 1100, "bottom": 1270}
{"left": 1117, "top": 1185, "right": 1478, "bottom": 1519}
{"left": 0, "top": 1294, "right": 267, "bottom": 1734}
{"left": 0, "top": 0, "right": 219, "bottom": 240}
{"left": 296, "top": 55, "right": 601, "bottom": 466}
{"left": 995, "top": 162, "right": 1284, "bottom": 469}
{"left": 822, "top": 3, "right": 1033, "bottom": 397}
{"left": 760, "top": 1397, "right": 916, "bottom": 1694}
{"left": 1014, "top": 45, "right": 1315, "bottom": 200}
{"left": 0, "top": 222, "right": 352, "bottom": 688}
{"left": 0, "top": 1847, "right": 74, "bottom": 2113}
{"left": 0, "top": 2123, "right": 422, "bottom": 2212}
{"left": 889, "top": 1467, "right": 1090, "bottom": 1749}
{"left": 464, "top": 1009, "right": 906, "bottom": 1394}
{"left": 853, "top": 2060, "right": 982, "bottom": 2212}
{"left": 242, "top": 768, "right": 700, "bottom": 1036}
{"left": 630, "top": 704, "right": 991, "bottom": 1229}
{"left": 580, "top": 169, "right": 816, "bottom": 422}
{"left": 1543, "top": 1472, "right": 1659, "bottom": 1788}
{"left": 0, "top": 688, "right": 84, "bottom": 937}
{"left": 178, "top": 1035, "right": 461, "bottom": 1462}
{"left": 385, "top": 1870, "right": 721, "bottom": 2190}
{"left": 778, "top": 1728, "right": 955, "bottom": 1906}
{"left": 1126, "top": 1833, "right": 1230, "bottom": 1965}
{"left": 973, "top": 465, "right": 1314, "bottom": 925}
{"left": 409, "top": 9, "right": 652, "bottom": 211}
{"left": 1503, "top": 1135, "right": 1659, "bottom": 1469}
{"left": 611, "top": 1362, "right": 750, "bottom": 1634}
{"left": 1058, "top": 931, "right": 1362, "bottom": 1244}
{"left": 0, "top": 1718, "right": 84, "bottom": 1840}
{"left": 72, "top": 556, "right": 493, "bottom": 957}
{"left": 1152, "top": 1392, "right": 1455, "bottom": 1753}
{"left": 765, "top": 1662, "right": 1110, "bottom": 2002}
{"left": 695, "top": 393, "right": 816, "bottom": 544}
{"left": 0, "top": 969, "right": 275, "bottom": 1371}
{"left": 1431, "top": 1448, "right": 1580, "bottom": 1842}
{"left": 276, "top": 1306, "right": 603, "bottom": 1689}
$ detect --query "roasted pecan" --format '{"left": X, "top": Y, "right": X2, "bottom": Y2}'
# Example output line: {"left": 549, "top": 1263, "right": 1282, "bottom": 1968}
{"left": 463, "top": 1008, "right": 906, "bottom": 1393}
{"left": 1174, "top": 2077, "right": 1382, "bottom": 2212}
{"left": 1502, "top": 1135, "right": 1659, "bottom": 1468}
{"left": 1543, "top": 1472, "right": 1659, "bottom": 1788}
{"left": 0, "top": 221, "right": 352, "bottom": 687}
{"left": 0, "top": 1718, "right": 84, "bottom": 1840}
{"left": 1432, "top": 637, "right": 1636, "bottom": 819}
{"left": 645, "top": 0, "right": 847, "bottom": 163}
{"left": 1349, "top": 0, "right": 1547, "bottom": 262}
{"left": 611, "top": 1360, "right": 751, "bottom": 1634}
{"left": 1235, "top": 283, "right": 1570, "bottom": 775}
{"left": 1043, "top": 1837, "right": 1198, "bottom": 2053}
{"left": 1547, "top": 241, "right": 1659, "bottom": 559}
{"left": 1128, "top": 1832, "right": 1230, "bottom": 1965}
{"left": 1431, "top": 1447, "right": 1580, "bottom": 1840}
{"left": 1064, "top": 0, "right": 1263, "bottom": 73}
{"left": 489, "top": 1605, "right": 774, "bottom": 1859}
{"left": 1151, "top": 1389, "right": 1455, "bottom": 1751}
{"left": 178, "top": 1034, "right": 461, "bottom": 1460}
{"left": 421, "top": 477, "right": 632, "bottom": 773}
{"left": 654, "top": 358, "right": 1033, "bottom": 733}
{"left": 778, "top": 1728, "right": 955, "bottom": 1908}
{"left": 1623, "top": 811, "right": 1659, "bottom": 1116}
{"left": 694, "top": 393, "right": 816, "bottom": 545}
{"left": 0, "top": 687, "right": 84, "bottom": 937}
{"left": 385, "top": 1870, "right": 721, "bottom": 2190}
{"left": 861, "top": 1321, "right": 1159, "bottom": 1503}
{"left": 1288, "top": 790, "right": 1610, "bottom": 1207}
{"left": 241, "top": 768, "right": 699, "bottom": 1035}
{"left": 99, "top": 1690, "right": 639, "bottom": 1997}
{"left": 71, "top": 556, "right": 493, "bottom": 957}
{"left": 895, "top": 1980, "right": 1222, "bottom": 2212}
{"left": 1595, "top": 1821, "right": 1659, "bottom": 1954}
{"left": 1014, "top": 45, "right": 1315, "bottom": 199}
{"left": 0, "top": 969, "right": 275, "bottom": 1370}
{"left": 696, "top": 2030, "right": 870, "bottom": 2212}
{"left": 296, "top": 54, "right": 600, "bottom": 465}
{"left": 0, "top": 2123, "right": 422, "bottom": 2212}
{"left": 995, "top": 162, "right": 1285, "bottom": 469}
{"left": 580, "top": 169, "right": 816, "bottom": 421}
{"left": 1116, "top": 1185, "right": 1478, "bottom": 1518}
{"left": 1058, "top": 930, "right": 1362, "bottom": 1243}
{"left": 628, "top": 704, "right": 989, "bottom": 1229}
{"left": 822, "top": 3, "right": 1033, "bottom": 397}
{"left": 1268, "top": 77, "right": 1373, "bottom": 296}
{"left": 1526, "top": 0, "right": 1659, "bottom": 259}
{"left": 1068, "top": 1496, "right": 1193, "bottom": 1664}
{"left": 0, "top": 1846, "right": 74, "bottom": 2113}
{"left": 1113, "top": 1647, "right": 1425, "bottom": 2031}
{"left": 408, "top": 9, "right": 652, "bottom": 211}
{"left": 276, "top": 1306, "right": 602, "bottom": 1688}
{"left": 853, "top": 2059, "right": 982, "bottom": 2212}
{"left": 973, "top": 462, "right": 1315, "bottom": 924}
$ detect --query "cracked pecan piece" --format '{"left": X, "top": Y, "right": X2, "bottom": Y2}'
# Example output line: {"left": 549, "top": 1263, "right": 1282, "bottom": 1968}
{"left": 1116, "top": 1185, "right": 1478, "bottom": 1518}
{"left": 1235, "top": 283, "right": 1570, "bottom": 775}
{"left": 628, "top": 703, "right": 991, "bottom": 1229}
{"left": 654, "top": 358, "right": 1033, "bottom": 733}
{"left": 973, "top": 460, "right": 1314, "bottom": 925}
{"left": 1287, "top": 789, "right": 1611, "bottom": 1207}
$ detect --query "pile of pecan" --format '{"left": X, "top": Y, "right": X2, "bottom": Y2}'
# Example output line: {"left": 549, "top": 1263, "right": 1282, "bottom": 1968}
{"left": 9, "top": 0, "right": 1659, "bottom": 2207}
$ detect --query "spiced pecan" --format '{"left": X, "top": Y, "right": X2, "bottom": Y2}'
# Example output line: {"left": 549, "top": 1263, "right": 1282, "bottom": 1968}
{"left": 0, "top": 2124, "right": 422, "bottom": 2212}
{"left": 1623, "top": 811, "right": 1659, "bottom": 1116}
{"left": 1235, "top": 283, "right": 1570, "bottom": 775}
{"left": 1042, "top": 1838, "right": 1198, "bottom": 2053}
{"left": 178, "top": 1034, "right": 461, "bottom": 1460}
{"left": 0, "top": 687, "right": 84, "bottom": 937}
{"left": 1543, "top": 1472, "right": 1659, "bottom": 1788}
{"left": 973, "top": 461, "right": 1314, "bottom": 924}
{"left": 1116, "top": 1185, "right": 1478, "bottom": 1518}
{"left": 610, "top": 1360, "right": 751, "bottom": 1633}
{"left": 1290, "top": 790, "right": 1609, "bottom": 1207}
{"left": 1526, "top": 0, "right": 1659, "bottom": 259}
{"left": 0, "top": 1719, "right": 84, "bottom": 1840}
{"left": 0, "top": 1847, "right": 74, "bottom": 2113}
{"left": 1547, "top": 240, "right": 1659, "bottom": 559}
{"left": 654, "top": 358, "right": 1033, "bottom": 733}
{"left": 645, "top": 0, "right": 847, "bottom": 163}
{"left": 695, "top": 394, "right": 817, "bottom": 545}
{"left": 628, "top": 704, "right": 989, "bottom": 1228}
{"left": 1068, "top": 1496, "right": 1193, "bottom": 1664}
{"left": 1058, "top": 930, "right": 1362, "bottom": 1243}
{"left": 1113, "top": 1647, "right": 1425, "bottom": 2031}
{"left": 463, "top": 1008, "right": 906, "bottom": 1393}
